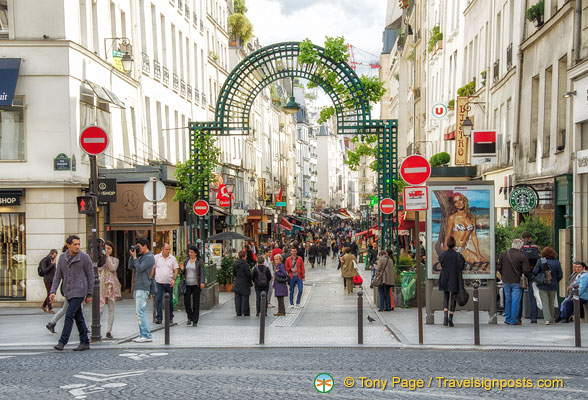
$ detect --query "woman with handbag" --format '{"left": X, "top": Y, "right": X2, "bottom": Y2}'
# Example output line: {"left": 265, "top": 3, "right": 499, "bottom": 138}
{"left": 374, "top": 249, "right": 395, "bottom": 311}
{"left": 532, "top": 247, "right": 563, "bottom": 325}
{"left": 438, "top": 237, "right": 465, "bottom": 327}
{"left": 340, "top": 248, "right": 358, "bottom": 294}
{"left": 180, "top": 246, "right": 205, "bottom": 327}
{"left": 272, "top": 254, "right": 288, "bottom": 316}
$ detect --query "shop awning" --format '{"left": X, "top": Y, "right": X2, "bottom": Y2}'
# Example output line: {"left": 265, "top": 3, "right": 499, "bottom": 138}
{"left": 0, "top": 58, "right": 21, "bottom": 106}
{"left": 211, "top": 205, "right": 229, "bottom": 216}
{"left": 85, "top": 80, "right": 125, "bottom": 108}
{"left": 357, "top": 226, "right": 379, "bottom": 237}
{"left": 279, "top": 217, "right": 293, "bottom": 231}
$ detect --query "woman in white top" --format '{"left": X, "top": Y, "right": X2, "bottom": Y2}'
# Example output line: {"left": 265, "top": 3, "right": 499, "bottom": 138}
{"left": 99, "top": 240, "right": 121, "bottom": 339}
{"left": 180, "top": 245, "right": 205, "bottom": 327}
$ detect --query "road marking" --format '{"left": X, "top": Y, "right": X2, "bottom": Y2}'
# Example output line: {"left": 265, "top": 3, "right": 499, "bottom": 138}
{"left": 74, "top": 370, "right": 146, "bottom": 382}
{"left": 119, "top": 352, "right": 168, "bottom": 361}
{"left": 61, "top": 382, "right": 127, "bottom": 399}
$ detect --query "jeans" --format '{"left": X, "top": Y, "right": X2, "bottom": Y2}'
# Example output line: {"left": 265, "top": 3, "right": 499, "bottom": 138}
{"left": 255, "top": 286, "right": 269, "bottom": 314}
{"left": 100, "top": 300, "right": 115, "bottom": 333}
{"left": 378, "top": 285, "right": 392, "bottom": 311}
{"left": 42, "top": 282, "right": 53, "bottom": 310}
{"left": 443, "top": 291, "right": 457, "bottom": 312}
{"left": 134, "top": 289, "right": 152, "bottom": 339}
{"left": 58, "top": 297, "right": 89, "bottom": 345}
{"left": 184, "top": 285, "right": 201, "bottom": 324}
{"left": 289, "top": 275, "right": 303, "bottom": 305}
{"left": 155, "top": 282, "right": 174, "bottom": 322}
{"left": 504, "top": 283, "right": 522, "bottom": 324}
{"left": 234, "top": 293, "right": 250, "bottom": 316}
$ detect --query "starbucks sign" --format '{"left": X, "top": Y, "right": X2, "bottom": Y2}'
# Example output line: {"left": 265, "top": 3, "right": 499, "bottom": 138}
{"left": 509, "top": 185, "right": 538, "bottom": 213}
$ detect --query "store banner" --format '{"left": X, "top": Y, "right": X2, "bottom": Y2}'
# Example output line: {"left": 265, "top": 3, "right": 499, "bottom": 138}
{"left": 0, "top": 58, "right": 21, "bottom": 106}
{"left": 455, "top": 96, "right": 469, "bottom": 165}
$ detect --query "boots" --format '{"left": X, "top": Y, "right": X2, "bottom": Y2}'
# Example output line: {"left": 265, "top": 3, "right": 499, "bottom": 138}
{"left": 448, "top": 313, "right": 454, "bottom": 327}
{"left": 443, "top": 311, "right": 448, "bottom": 326}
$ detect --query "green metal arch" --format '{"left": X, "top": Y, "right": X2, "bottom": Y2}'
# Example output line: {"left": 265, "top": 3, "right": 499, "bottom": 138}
{"left": 212, "top": 41, "right": 372, "bottom": 135}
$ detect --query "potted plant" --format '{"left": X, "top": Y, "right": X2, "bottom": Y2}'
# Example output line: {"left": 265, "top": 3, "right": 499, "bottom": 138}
{"left": 525, "top": 0, "right": 544, "bottom": 27}
{"left": 447, "top": 99, "right": 455, "bottom": 110}
{"left": 430, "top": 152, "right": 450, "bottom": 167}
{"left": 427, "top": 25, "right": 443, "bottom": 53}
{"left": 480, "top": 70, "right": 487, "bottom": 86}
{"left": 220, "top": 256, "right": 235, "bottom": 292}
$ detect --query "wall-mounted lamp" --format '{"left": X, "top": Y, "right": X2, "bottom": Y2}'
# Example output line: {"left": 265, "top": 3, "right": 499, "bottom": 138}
{"left": 563, "top": 90, "right": 577, "bottom": 98}
{"left": 462, "top": 116, "right": 473, "bottom": 137}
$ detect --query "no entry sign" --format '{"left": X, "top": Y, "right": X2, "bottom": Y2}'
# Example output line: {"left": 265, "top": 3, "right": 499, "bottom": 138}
{"left": 380, "top": 198, "right": 396, "bottom": 215}
{"left": 193, "top": 200, "right": 210, "bottom": 216}
{"left": 80, "top": 126, "right": 109, "bottom": 155}
{"left": 400, "top": 155, "right": 431, "bottom": 185}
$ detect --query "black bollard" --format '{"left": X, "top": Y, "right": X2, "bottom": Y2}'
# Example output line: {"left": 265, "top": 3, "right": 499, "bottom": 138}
{"left": 358, "top": 291, "right": 364, "bottom": 345}
{"left": 260, "top": 291, "right": 266, "bottom": 345}
{"left": 163, "top": 293, "right": 170, "bottom": 345}
{"left": 473, "top": 282, "right": 480, "bottom": 345}
{"left": 573, "top": 284, "right": 581, "bottom": 348}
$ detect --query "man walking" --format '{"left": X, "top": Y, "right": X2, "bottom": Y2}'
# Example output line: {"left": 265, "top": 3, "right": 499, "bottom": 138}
{"left": 519, "top": 231, "right": 541, "bottom": 323}
{"left": 285, "top": 247, "right": 305, "bottom": 307}
{"left": 49, "top": 236, "right": 93, "bottom": 351}
{"left": 151, "top": 243, "right": 179, "bottom": 324}
{"left": 497, "top": 239, "right": 531, "bottom": 325}
{"left": 40, "top": 249, "right": 58, "bottom": 313}
{"left": 130, "top": 238, "right": 155, "bottom": 342}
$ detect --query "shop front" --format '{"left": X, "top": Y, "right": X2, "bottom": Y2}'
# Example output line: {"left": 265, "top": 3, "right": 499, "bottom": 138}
{"left": 0, "top": 190, "right": 25, "bottom": 300}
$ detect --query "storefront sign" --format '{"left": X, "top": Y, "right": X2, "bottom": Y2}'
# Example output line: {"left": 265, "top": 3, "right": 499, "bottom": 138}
{"left": 0, "top": 193, "right": 21, "bottom": 206}
{"left": 110, "top": 183, "right": 179, "bottom": 227}
{"left": 576, "top": 149, "right": 588, "bottom": 175}
{"left": 0, "top": 58, "right": 21, "bottom": 106}
{"left": 455, "top": 96, "right": 469, "bottom": 165}
{"left": 97, "top": 178, "right": 117, "bottom": 203}
{"left": 509, "top": 185, "right": 538, "bottom": 214}
{"left": 54, "top": 153, "right": 71, "bottom": 171}
{"left": 210, "top": 243, "right": 223, "bottom": 270}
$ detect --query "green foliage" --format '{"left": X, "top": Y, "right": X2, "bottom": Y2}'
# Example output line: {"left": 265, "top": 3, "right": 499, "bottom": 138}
{"left": 174, "top": 132, "right": 220, "bottom": 207}
{"left": 323, "top": 36, "right": 349, "bottom": 63}
{"left": 233, "top": 0, "right": 247, "bottom": 14}
{"left": 228, "top": 13, "right": 253, "bottom": 43}
{"left": 317, "top": 106, "right": 336, "bottom": 124}
{"left": 360, "top": 75, "right": 386, "bottom": 105}
{"left": 218, "top": 256, "right": 236, "bottom": 285}
{"left": 457, "top": 80, "right": 476, "bottom": 96}
{"left": 448, "top": 99, "right": 455, "bottom": 109}
{"left": 407, "top": 49, "right": 415, "bottom": 62}
{"left": 526, "top": 0, "right": 544, "bottom": 22}
{"left": 344, "top": 134, "right": 378, "bottom": 171}
{"left": 304, "top": 91, "right": 317, "bottom": 100}
{"left": 298, "top": 38, "right": 319, "bottom": 65}
{"left": 495, "top": 217, "right": 552, "bottom": 258}
{"left": 396, "top": 253, "right": 415, "bottom": 266}
{"left": 427, "top": 25, "right": 443, "bottom": 52}
{"left": 430, "top": 152, "right": 450, "bottom": 167}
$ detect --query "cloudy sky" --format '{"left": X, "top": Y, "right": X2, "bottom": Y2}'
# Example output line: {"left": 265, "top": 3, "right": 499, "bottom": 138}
{"left": 248, "top": 0, "right": 386, "bottom": 61}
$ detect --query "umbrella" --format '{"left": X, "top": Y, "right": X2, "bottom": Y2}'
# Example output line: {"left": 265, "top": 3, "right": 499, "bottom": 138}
{"left": 207, "top": 231, "right": 252, "bottom": 241}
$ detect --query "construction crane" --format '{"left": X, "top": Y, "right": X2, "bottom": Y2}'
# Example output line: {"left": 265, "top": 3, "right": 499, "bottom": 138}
{"left": 347, "top": 44, "right": 381, "bottom": 72}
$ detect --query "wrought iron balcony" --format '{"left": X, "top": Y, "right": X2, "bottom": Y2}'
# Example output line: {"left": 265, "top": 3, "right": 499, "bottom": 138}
{"left": 185, "top": 3, "right": 189, "bottom": 17}
{"left": 200, "top": 19, "right": 204, "bottom": 32}
{"left": 193, "top": 12, "right": 198, "bottom": 27}
{"left": 141, "top": 52, "right": 150, "bottom": 74}
{"left": 493, "top": 59, "right": 500, "bottom": 83}
{"left": 178, "top": 0, "right": 183, "bottom": 13}
{"left": 187, "top": 84, "right": 192, "bottom": 101}
{"left": 194, "top": 89, "right": 200, "bottom": 105}
{"left": 163, "top": 66, "right": 169, "bottom": 86}
{"left": 506, "top": 43, "right": 513, "bottom": 70}
{"left": 173, "top": 73, "right": 179, "bottom": 92}
{"left": 202, "top": 93, "right": 207, "bottom": 107}
{"left": 153, "top": 59, "right": 161, "bottom": 80}
{"left": 180, "top": 79, "right": 186, "bottom": 97}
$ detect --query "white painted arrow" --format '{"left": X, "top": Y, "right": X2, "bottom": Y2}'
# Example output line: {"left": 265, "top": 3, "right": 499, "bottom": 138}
{"left": 74, "top": 370, "right": 146, "bottom": 382}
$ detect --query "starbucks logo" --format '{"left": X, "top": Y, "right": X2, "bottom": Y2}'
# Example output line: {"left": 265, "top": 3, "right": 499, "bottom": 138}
{"left": 509, "top": 186, "right": 538, "bottom": 214}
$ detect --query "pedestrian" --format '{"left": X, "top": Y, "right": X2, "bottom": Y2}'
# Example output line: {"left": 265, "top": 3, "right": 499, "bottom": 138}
{"left": 331, "top": 240, "right": 338, "bottom": 259}
{"left": 497, "top": 239, "right": 531, "bottom": 325}
{"left": 151, "top": 243, "right": 179, "bottom": 324}
{"left": 308, "top": 241, "right": 318, "bottom": 268}
{"left": 40, "top": 249, "right": 58, "bottom": 313}
{"left": 99, "top": 240, "right": 121, "bottom": 339}
{"left": 519, "top": 231, "right": 541, "bottom": 323}
{"left": 375, "top": 249, "right": 395, "bottom": 311}
{"left": 576, "top": 263, "right": 588, "bottom": 313}
{"left": 340, "top": 248, "right": 358, "bottom": 294}
{"left": 285, "top": 247, "right": 305, "bottom": 307}
{"left": 263, "top": 249, "right": 275, "bottom": 308}
{"left": 272, "top": 254, "right": 288, "bottom": 316}
{"left": 245, "top": 244, "right": 256, "bottom": 267}
{"left": 252, "top": 256, "right": 272, "bottom": 316}
{"left": 129, "top": 238, "right": 155, "bottom": 342}
{"left": 271, "top": 243, "right": 283, "bottom": 261}
{"left": 438, "top": 236, "right": 465, "bottom": 327}
{"left": 49, "top": 235, "right": 93, "bottom": 351}
{"left": 180, "top": 245, "right": 205, "bottom": 327}
{"left": 556, "top": 261, "right": 585, "bottom": 323}
{"left": 350, "top": 240, "right": 358, "bottom": 257}
{"left": 533, "top": 247, "right": 563, "bottom": 325}
{"left": 319, "top": 241, "right": 328, "bottom": 266}
{"left": 233, "top": 250, "right": 252, "bottom": 316}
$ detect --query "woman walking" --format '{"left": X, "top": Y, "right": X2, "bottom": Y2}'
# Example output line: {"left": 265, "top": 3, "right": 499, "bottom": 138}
{"left": 533, "top": 247, "right": 563, "bottom": 325}
{"left": 233, "top": 250, "right": 252, "bottom": 316}
{"left": 438, "top": 237, "right": 465, "bottom": 327}
{"left": 180, "top": 246, "right": 205, "bottom": 327}
{"left": 375, "top": 249, "right": 395, "bottom": 311}
{"left": 340, "top": 248, "right": 358, "bottom": 294}
{"left": 252, "top": 256, "right": 272, "bottom": 316}
{"left": 99, "top": 240, "right": 121, "bottom": 339}
{"left": 272, "top": 254, "right": 288, "bottom": 316}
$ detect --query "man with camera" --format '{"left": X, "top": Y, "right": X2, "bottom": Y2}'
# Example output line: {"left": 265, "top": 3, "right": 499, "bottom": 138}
{"left": 151, "top": 243, "right": 179, "bottom": 324}
{"left": 130, "top": 238, "right": 155, "bottom": 343}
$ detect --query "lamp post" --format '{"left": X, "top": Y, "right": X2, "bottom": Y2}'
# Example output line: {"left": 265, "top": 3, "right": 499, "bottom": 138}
{"left": 226, "top": 183, "right": 234, "bottom": 256}
{"left": 462, "top": 117, "right": 473, "bottom": 165}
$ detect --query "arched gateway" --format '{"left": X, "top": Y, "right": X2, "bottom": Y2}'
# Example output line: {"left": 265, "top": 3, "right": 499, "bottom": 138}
{"left": 189, "top": 42, "right": 398, "bottom": 248}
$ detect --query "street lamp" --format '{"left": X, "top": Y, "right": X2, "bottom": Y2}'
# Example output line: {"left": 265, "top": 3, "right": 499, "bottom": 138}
{"left": 226, "top": 183, "right": 234, "bottom": 256}
{"left": 462, "top": 116, "right": 473, "bottom": 137}
{"left": 282, "top": 78, "right": 301, "bottom": 115}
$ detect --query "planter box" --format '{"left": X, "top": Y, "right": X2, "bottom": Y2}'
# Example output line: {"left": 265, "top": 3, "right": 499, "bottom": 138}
{"left": 430, "top": 166, "right": 477, "bottom": 178}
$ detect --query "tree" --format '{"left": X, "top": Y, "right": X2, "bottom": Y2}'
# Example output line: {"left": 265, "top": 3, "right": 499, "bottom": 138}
{"left": 229, "top": 13, "right": 253, "bottom": 44}
{"left": 233, "top": 0, "right": 247, "bottom": 14}
{"left": 495, "top": 217, "right": 552, "bottom": 258}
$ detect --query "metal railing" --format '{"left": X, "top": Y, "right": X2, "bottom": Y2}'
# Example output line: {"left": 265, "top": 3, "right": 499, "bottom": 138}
{"left": 193, "top": 11, "right": 198, "bottom": 27}
{"left": 202, "top": 93, "right": 207, "bottom": 106}
{"left": 153, "top": 59, "right": 161, "bottom": 80}
{"left": 185, "top": 3, "right": 189, "bottom": 18}
{"left": 173, "top": 73, "right": 179, "bottom": 92}
{"left": 194, "top": 89, "right": 200, "bottom": 105}
{"left": 506, "top": 43, "right": 513, "bottom": 70}
{"left": 187, "top": 84, "right": 192, "bottom": 101}
{"left": 141, "top": 52, "right": 150, "bottom": 74}
{"left": 180, "top": 79, "right": 186, "bottom": 97}
{"left": 178, "top": 0, "right": 183, "bottom": 13}
{"left": 493, "top": 59, "right": 500, "bottom": 83}
{"left": 163, "top": 66, "right": 169, "bottom": 86}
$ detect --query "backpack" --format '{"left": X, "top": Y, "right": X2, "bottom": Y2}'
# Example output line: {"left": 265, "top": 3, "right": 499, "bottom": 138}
{"left": 521, "top": 244, "right": 540, "bottom": 264}
{"left": 535, "top": 259, "right": 552, "bottom": 285}
{"left": 255, "top": 265, "right": 268, "bottom": 287}
{"left": 37, "top": 258, "right": 45, "bottom": 277}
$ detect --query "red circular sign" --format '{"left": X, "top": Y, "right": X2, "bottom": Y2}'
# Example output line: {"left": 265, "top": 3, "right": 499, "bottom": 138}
{"left": 380, "top": 198, "right": 396, "bottom": 215}
{"left": 193, "top": 200, "right": 210, "bottom": 216}
{"left": 400, "top": 155, "right": 431, "bottom": 185}
{"left": 80, "top": 126, "right": 109, "bottom": 155}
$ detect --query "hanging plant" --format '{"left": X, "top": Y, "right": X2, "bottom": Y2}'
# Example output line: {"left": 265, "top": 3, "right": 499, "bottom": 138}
{"left": 427, "top": 25, "right": 443, "bottom": 53}
{"left": 525, "top": 0, "right": 544, "bottom": 27}
{"left": 399, "top": 0, "right": 411, "bottom": 10}
{"left": 457, "top": 80, "right": 476, "bottom": 96}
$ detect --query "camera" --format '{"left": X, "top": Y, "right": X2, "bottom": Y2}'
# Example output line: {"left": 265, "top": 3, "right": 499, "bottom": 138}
{"left": 130, "top": 245, "right": 139, "bottom": 253}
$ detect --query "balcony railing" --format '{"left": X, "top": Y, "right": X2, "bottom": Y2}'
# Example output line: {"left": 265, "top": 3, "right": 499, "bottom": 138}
{"left": 153, "top": 59, "right": 161, "bottom": 80}
{"left": 180, "top": 79, "right": 186, "bottom": 97}
{"left": 200, "top": 19, "right": 204, "bottom": 32}
{"left": 187, "top": 84, "right": 192, "bottom": 101}
{"left": 178, "top": 0, "right": 183, "bottom": 14}
{"left": 193, "top": 11, "right": 198, "bottom": 27}
{"left": 194, "top": 89, "right": 200, "bottom": 105}
{"left": 185, "top": 3, "right": 189, "bottom": 18}
{"left": 141, "top": 52, "right": 150, "bottom": 74}
{"left": 506, "top": 43, "right": 513, "bottom": 70}
{"left": 202, "top": 93, "right": 207, "bottom": 107}
{"left": 162, "top": 66, "right": 169, "bottom": 86}
{"left": 173, "top": 73, "right": 179, "bottom": 92}
{"left": 493, "top": 59, "right": 500, "bottom": 83}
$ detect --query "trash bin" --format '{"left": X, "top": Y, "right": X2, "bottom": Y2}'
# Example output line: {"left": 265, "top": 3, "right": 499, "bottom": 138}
{"left": 400, "top": 271, "right": 416, "bottom": 308}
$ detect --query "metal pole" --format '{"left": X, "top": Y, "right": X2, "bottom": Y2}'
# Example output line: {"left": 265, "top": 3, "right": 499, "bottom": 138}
{"left": 152, "top": 178, "right": 158, "bottom": 323}
{"left": 415, "top": 211, "right": 423, "bottom": 345}
{"left": 573, "top": 284, "right": 581, "bottom": 348}
{"left": 89, "top": 155, "right": 101, "bottom": 342}
{"left": 164, "top": 292, "right": 170, "bottom": 345}
{"left": 357, "top": 290, "right": 364, "bottom": 345}
{"left": 259, "top": 291, "right": 266, "bottom": 345}
{"left": 260, "top": 198, "right": 264, "bottom": 246}
{"left": 473, "top": 281, "right": 480, "bottom": 345}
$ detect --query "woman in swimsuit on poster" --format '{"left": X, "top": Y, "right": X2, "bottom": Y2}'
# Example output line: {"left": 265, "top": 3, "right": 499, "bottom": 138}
{"left": 443, "top": 193, "right": 487, "bottom": 271}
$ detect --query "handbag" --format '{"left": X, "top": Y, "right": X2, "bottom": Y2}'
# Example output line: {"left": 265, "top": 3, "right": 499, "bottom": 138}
{"left": 456, "top": 270, "right": 469, "bottom": 307}
{"left": 276, "top": 273, "right": 289, "bottom": 284}
{"left": 178, "top": 279, "right": 187, "bottom": 295}
{"left": 506, "top": 251, "right": 528, "bottom": 290}
{"left": 370, "top": 258, "right": 389, "bottom": 288}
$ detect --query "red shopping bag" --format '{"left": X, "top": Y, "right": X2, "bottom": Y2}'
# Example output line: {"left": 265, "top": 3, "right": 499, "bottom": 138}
{"left": 353, "top": 275, "right": 363, "bottom": 286}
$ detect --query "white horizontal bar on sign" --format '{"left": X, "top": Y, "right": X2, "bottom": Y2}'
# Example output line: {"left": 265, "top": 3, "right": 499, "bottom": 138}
{"left": 82, "top": 138, "right": 106, "bottom": 143}
{"left": 404, "top": 167, "right": 427, "bottom": 173}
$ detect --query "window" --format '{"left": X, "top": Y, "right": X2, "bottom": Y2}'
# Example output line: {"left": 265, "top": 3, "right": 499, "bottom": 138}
{"left": 557, "top": 56, "right": 568, "bottom": 151}
{"left": 0, "top": 0, "right": 9, "bottom": 38}
{"left": 543, "top": 66, "right": 552, "bottom": 157}
{"left": 0, "top": 213, "right": 26, "bottom": 299}
{"left": 151, "top": 4, "right": 158, "bottom": 60}
{"left": 0, "top": 97, "right": 24, "bottom": 161}
{"left": 530, "top": 75, "right": 539, "bottom": 162}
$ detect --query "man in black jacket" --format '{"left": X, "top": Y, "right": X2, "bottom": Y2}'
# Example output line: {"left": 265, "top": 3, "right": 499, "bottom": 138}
{"left": 40, "top": 249, "right": 58, "bottom": 313}
{"left": 519, "top": 231, "right": 541, "bottom": 323}
{"left": 233, "top": 250, "right": 252, "bottom": 316}
{"left": 497, "top": 239, "right": 531, "bottom": 326}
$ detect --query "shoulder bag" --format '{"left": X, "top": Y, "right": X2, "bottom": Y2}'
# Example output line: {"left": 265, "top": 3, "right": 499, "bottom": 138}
{"left": 507, "top": 251, "right": 528, "bottom": 290}
{"left": 370, "top": 258, "right": 389, "bottom": 288}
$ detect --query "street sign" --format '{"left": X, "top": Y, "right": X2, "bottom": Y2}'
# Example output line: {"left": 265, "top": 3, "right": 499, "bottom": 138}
{"left": 143, "top": 202, "right": 167, "bottom": 218}
{"left": 97, "top": 178, "right": 117, "bottom": 203}
{"left": 77, "top": 195, "right": 97, "bottom": 214}
{"left": 276, "top": 201, "right": 286, "bottom": 207}
{"left": 403, "top": 186, "right": 429, "bottom": 211}
{"left": 80, "top": 126, "right": 109, "bottom": 155}
{"left": 400, "top": 155, "right": 431, "bottom": 185}
{"left": 143, "top": 180, "right": 166, "bottom": 201}
{"left": 258, "top": 221, "right": 268, "bottom": 233}
{"left": 54, "top": 153, "right": 71, "bottom": 171}
{"left": 431, "top": 103, "right": 448, "bottom": 119}
{"left": 193, "top": 199, "right": 210, "bottom": 216}
{"left": 379, "top": 198, "right": 396, "bottom": 215}
{"left": 509, "top": 185, "right": 538, "bottom": 214}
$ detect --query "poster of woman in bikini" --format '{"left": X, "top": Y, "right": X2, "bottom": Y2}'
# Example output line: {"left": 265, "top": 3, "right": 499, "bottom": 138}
{"left": 426, "top": 184, "right": 495, "bottom": 279}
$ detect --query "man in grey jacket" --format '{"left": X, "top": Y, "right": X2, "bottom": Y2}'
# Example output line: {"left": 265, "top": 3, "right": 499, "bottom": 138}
{"left": 49, "top": 235, "right": 94, "bottom": 351}
{"left": 130, "top": 238, "right": 155, "bottom": 342}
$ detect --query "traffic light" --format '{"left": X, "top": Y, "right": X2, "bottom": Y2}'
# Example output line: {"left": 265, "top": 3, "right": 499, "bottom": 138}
{"left": 77, "top": 195, "right": 97, "bottom": 214}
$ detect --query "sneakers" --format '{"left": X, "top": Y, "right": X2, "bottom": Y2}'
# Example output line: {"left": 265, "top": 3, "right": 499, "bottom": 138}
{"left": 133, "top": 336, "right": 153, "bottom": 343}
{"left": 53, "top": 342, "right": 64, "bottom": 351}
{"left": 155, "top": 320, "right": 162, "bottom": 324}
{"left": 73, "top": 343, "right": 90, "bottom": 351}
{"left": 46, "top": 322, "right": 56, "bottom": 334}
{"left": 186, "top": 320, "right": 192, "bottom": 326}
{"left": 545, "top": 321, "right": 551, "bottom": 325}
{"left": 105, "top": 332, "right": 113, "bottom": 340}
